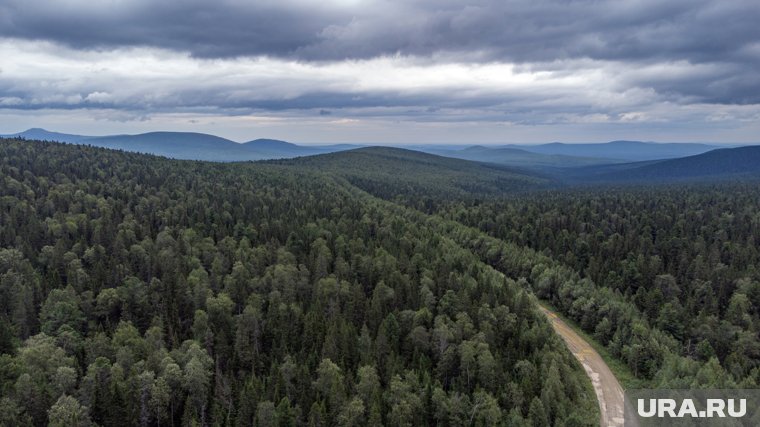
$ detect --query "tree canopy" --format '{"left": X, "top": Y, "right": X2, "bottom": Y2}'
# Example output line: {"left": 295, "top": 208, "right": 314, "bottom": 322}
{"left": 0, "top": 138, "right": 597, "bottom": 426}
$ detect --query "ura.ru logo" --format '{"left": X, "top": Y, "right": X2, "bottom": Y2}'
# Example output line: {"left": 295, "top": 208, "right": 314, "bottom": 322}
{"left": 637, "top": 398, "right": 746, "bottom": 418}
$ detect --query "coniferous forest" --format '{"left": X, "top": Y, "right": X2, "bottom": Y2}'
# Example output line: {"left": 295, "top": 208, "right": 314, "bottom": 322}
{"left": 2, "top": 0, "right": 757, "bottom": 425}
{"left": 2, "top": 137, "right": 760, "bottom": 426}
{"left": 437, "top": 185, "right": 760, "bottom": 386}
{"left": 0, "top": 139, "right": 597, "bottom": 426}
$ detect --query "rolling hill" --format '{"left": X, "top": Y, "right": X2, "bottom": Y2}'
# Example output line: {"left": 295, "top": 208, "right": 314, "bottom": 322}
{"left": 83, "top": 132, "right": 249, "bottom": 161}
{"left": 1, "top": 128, "right": 92, "bottom": 144}
{"left": 2, "top": 128, "right": 356, "bottom": 161}
{"left": 241, "top": 138, "right": 346, "bottom": 158}
{"left": 585, "top": 145, "right": 760, "bottom": 182}
{"left": 270, "top": 147, "right": 551, "bottom": 205}
{"left": 427, "top": 145, "right": 617, "bottom": 169}
{"left": 512, "top": 140, "right": 721, "bottom": 162}
{"left": 0, "top": 137, "right": 599, "bottom": 426}
{"left": 82, "top": 132, "right": 358, "bottom": 161}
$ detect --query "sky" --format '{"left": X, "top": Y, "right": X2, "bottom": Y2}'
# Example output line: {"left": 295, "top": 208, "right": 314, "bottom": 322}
{"left": 1, "top": 0, "right": 759, "bottom": 144}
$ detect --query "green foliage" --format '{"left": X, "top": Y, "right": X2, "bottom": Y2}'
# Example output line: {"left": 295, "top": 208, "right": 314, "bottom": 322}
{"left": 48, "top": 395, "right": 93, "bottom": 427}
{"left": 269, "top": 146, "right": 547, "bottom": 212}
{"left": 437, "top": 184, "right": 760, "bottom": 387}
{"left": 0, "top": 139, "right": 595, "bottom": 425}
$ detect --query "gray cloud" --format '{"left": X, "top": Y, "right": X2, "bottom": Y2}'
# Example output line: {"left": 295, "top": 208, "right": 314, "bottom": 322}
{"left": 0, "top": 0, "right": 337, "bottom": 58}
{"left": 1, "top": 0, "right": 757, "bottom": 65}
{"left": 2, "top": 0, "right": 757, "bottom": 107}
{"left": 1, "top": 0, "right": 759, "bottom": 142}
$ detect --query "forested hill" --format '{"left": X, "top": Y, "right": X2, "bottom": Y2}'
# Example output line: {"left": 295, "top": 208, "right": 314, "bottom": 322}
{"left": 426, "top": 146, "right": 618, "bottom": 169}
{"left": 1, "top": 128, "right": 91, "bottom": 144}
{"left": 80, "top": 132, "right": 347, "bottom": 161}
{"left": 589, "top": 145, "right": 760, "bottom": 182}
{"left": 512, "top": 140, "right": 719, "bottom": 162}
{"left": 438, "top": 182, "right": 760, "bottom": 390}
{"left": 2, "top": 129, "right": 355, "bottom": 161}
{"left": 0, "top": 138, "right": 597, "bottom": 426}
{"left": 269, "top": 147, "right": 550, "bottom": 210}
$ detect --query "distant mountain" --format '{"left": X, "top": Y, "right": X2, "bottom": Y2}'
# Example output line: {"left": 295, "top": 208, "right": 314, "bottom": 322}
{"left": 584, "top": 145, "right": 760, "bottom": 183}
{"left": 426, "top": 145, "right": 618, "bottom": 169}
{"left": 2, "top": 129, "right": 357, "bottom": 161}
{"left": 3, "top": 129, "right": 743, "bottom": 167}
{"left": 270, "top": 146, "right": 550, "bottom": 200}
{"left": 2, "top": 128, "right": 92, "bottom": 144}
{"left": 84, "top": 132, "right": 248, "bottom": 161}
{"left": 242, "top": 138, "right": 332, "bottom": 158}
{"left": 512, "top": 140, "right": 722, "bottom": 162}
{"left": 313, "top": 143, "right": 364, "bottom": 151}
{"left": 244, "top": 138, "right": 300, "bottom": 150}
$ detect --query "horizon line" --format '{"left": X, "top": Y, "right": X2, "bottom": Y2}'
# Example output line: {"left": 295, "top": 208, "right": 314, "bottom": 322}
{"left": 2, "top": 127, "right": 754, "bottom": 147}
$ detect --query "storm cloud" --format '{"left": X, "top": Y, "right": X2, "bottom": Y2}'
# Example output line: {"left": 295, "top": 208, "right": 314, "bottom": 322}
{"left": 2, "top": 0, "right": 758, "bottom": 65}
{"left": 0, "top": 0, "right": 758, "bottom": 142}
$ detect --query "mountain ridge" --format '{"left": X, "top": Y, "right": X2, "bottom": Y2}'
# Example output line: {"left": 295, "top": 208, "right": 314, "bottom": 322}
{"left": 508, "top": 140, "right": 724, "bottom": 161}
{"left": 2, "top": 128, "right": 753, "bottom": 166}
{"left": 602, "top": 145, "right": 760, "bottom": 182}
{"left": 2, "top": 128, "right": 92, "bottom": 144}
{"left": 1, "top": 128, "right": 356, "bottom": 161}
{"left": 268, "top": 146, "right": 551, "bottom": 201}
{"left": 426, "top": 145, "right": 618, "bottom": 169}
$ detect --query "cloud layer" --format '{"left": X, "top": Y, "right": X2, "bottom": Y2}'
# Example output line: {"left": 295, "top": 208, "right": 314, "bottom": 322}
{"left": 0, "top": 0, "right": 758, "bottom": 142}
{"left": 3, "top": 0, "right": 757, "bottom": 64}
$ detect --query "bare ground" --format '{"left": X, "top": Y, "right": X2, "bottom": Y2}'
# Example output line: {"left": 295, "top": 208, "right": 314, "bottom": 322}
{"left": 539, "top": 305, "right": 626, "bottom": 427}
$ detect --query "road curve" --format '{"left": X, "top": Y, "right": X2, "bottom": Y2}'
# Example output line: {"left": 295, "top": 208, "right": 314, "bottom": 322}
{"left": 539, "top": 305, "right": 626, "bottom": 427}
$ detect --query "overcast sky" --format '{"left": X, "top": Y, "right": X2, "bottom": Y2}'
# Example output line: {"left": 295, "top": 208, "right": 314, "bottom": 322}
{"left": 1, "top": 0, "right": 759, "bottom": 144}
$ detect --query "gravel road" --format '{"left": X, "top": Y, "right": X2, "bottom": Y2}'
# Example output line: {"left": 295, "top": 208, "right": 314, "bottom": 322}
{"left": 540, "top": 305, "right": 627, "bottom": 427}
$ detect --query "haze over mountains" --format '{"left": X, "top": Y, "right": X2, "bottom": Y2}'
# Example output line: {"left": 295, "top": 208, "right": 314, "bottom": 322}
{"left": 427, "top": 146, "right": 614, "bottom": 169}
{"left": 588, "top": 145, "right": 760, "bottom": 182}
{"left": 1, "top": 128, "right": 355, "bottom": 161}
{"left": 506, "top": 140, "right": 722, "bottom": 161}
{"left": 3, "top": 128, "right": 758, "bottom": 184}
{"left": 7, "top": 128, "right": 92, "bottom": 144}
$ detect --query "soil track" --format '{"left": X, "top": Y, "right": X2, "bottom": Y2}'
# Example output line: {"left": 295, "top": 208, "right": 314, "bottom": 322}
{"left": 539, "top": 305, "right": 626, "bottom": 427}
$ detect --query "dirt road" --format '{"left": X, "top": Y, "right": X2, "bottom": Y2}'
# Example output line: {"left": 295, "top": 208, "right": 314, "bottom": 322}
{"left": 539, "top": 305, "right": 626, "bottom": 427}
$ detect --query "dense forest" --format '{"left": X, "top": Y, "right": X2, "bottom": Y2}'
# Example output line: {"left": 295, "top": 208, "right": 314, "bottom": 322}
{"left": 0, "top": 139, "right": 597, "bottom": 426}
{"left": 281, "top": 151, "right": 760, "bottom": 387}
{"left": 4, "top": 137, "right": 759, "bottom": 426}
{"left": 437, "top": 186, "right": 760, "bottom": 387}
{"left": 268, "top": 147, "right": 548, "bottom": 212}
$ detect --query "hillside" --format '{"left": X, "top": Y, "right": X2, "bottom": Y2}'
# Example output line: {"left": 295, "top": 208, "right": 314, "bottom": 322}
{"left": 83, "top": 131, "right": 249, "bottom": 161}
{"left": 2, "top": 129, "right": 356, "bottom": 161}
{"left": 2, "top": 128, "right": 92, "bottom": 144}
{"left": 428, "top": 145, "right": 616, "bottom": 169}
{"left": 590, "top": 145, "right": 760, "bottom": 182}
{"left": 270, "top": 147, "right": 550, "bottom": 208}
{"left": 513, "top": 140, "right": 720, "bottom": 162}
{"left": 439, "top": 178, "right": 760, "bottom": 392}
{"left": 244, "top": 138, "right": 303, "bottom": 152}
{"left": 84, "top": 132, "right": 353, "bottom": 161}
{"left": 0, "top": 138, "right": 597, "bottom": 426}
